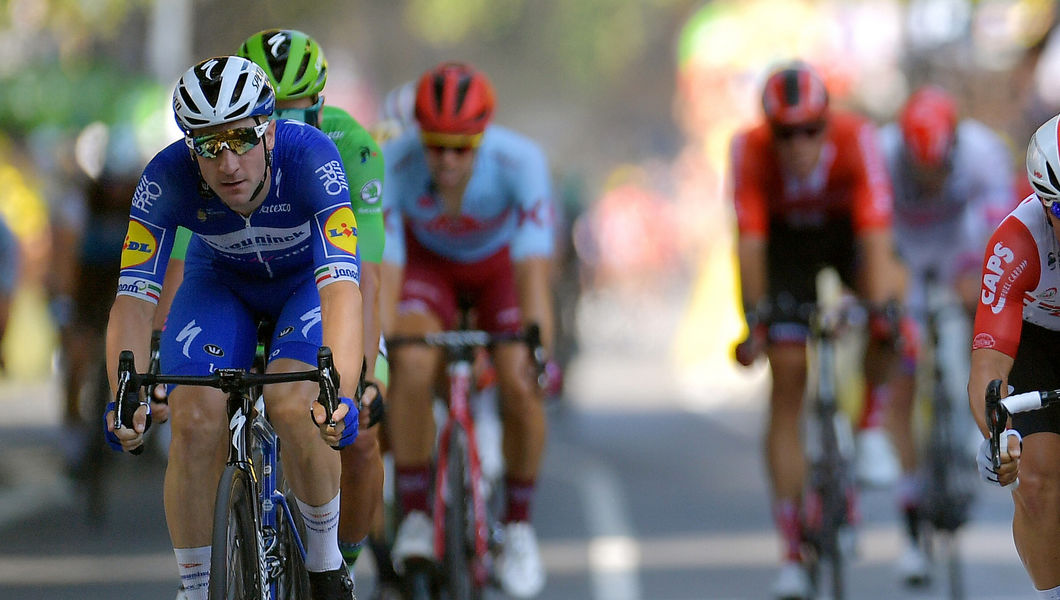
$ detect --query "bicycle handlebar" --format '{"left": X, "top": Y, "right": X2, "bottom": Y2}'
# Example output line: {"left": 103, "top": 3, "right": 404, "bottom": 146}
{"left": 388, "top": 323, "right": 548, "bottom": 388}
{"left": 985, "top": 379, "right": 1060, "bottom": 470}
{"left": 114, "top": 346, "right": 341, "bottom": 436}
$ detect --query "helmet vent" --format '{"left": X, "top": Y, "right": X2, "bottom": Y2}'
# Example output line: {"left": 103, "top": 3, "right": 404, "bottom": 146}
{"left": 454, "top": 74, "right": 471, "bottom": 113}
{"left": 1048, "top": 162, "right": 1060, "bottom": 192}
{"left": 782, "top": 70, "right": 800, "bottom": 107}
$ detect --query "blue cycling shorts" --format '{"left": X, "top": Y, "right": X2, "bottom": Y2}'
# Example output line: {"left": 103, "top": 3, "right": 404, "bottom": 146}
{"left": 160, "top": 266, "right": 322, "bottom": 377}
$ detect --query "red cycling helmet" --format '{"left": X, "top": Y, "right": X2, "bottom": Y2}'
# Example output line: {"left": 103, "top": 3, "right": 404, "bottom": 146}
{"left": 761, "top": 62, "right": 829, "bottom": 126}
{"left": 414, "top": 61, "right": 495, "bottom": 147}
{"left": 900, "top": 85, "right": 958, "bottom": 168}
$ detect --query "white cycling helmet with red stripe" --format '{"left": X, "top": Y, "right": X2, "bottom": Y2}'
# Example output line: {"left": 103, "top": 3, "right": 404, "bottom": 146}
{"left": 1027, "top": 114, "right": 1060, "bottom": 216}
{"left": 761, "top": 61, "right": 829, "bottom": 126}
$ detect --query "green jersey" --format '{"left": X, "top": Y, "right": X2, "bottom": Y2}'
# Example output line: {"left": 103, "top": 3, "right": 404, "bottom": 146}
{"left": 319, "top": 105, "right": 385, "bottom": 264}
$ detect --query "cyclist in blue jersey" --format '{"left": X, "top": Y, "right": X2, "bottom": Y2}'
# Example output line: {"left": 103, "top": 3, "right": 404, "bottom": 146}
{"left": 103, "top": 56, "right": 369, "bottom": 600}
{"left": 383, "top": 61, "right": 555, "bottom": 599}
{"left": 237, "top": 27, "right": 389, "bottom": 587}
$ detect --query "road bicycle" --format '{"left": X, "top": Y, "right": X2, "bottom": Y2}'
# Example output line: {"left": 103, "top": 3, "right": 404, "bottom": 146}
{"left": 388, "top": 319, "right": 545, "bottom": 600}
{"left": 114, "top": 346, "right": 343, "bottom": 599}
{"left": 910, "top": 276, "right": 976, "bottom": 599}
{"left": 799, "top": 297, "right": 861, "bottom": 600}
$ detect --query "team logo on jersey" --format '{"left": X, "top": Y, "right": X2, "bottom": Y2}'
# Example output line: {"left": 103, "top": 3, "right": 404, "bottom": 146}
{"left": 972, "top": 333, "right": 996, "bottom": 349}
{"left": 316, "top": 160, "right": 349, "bottom": 196}
{"left": 121, "top": 220, "right": 160, "bottom": 270}
{"left": 203, "top": 344, "right": 224, "bottom": 357}
{"left": 361, "top": 179, "right": 382, "bottom": 205}
{"left": 131, "top": 177, "right": 160, "bottom": 212}
{"left": 116, "top": 277, "right": 162, "bottom": 301}
{"left": 318, "top": 206, "right": 359, "bottom": 256}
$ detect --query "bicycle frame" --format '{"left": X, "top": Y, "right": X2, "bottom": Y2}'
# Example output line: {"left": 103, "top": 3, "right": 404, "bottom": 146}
{"left": 433, "top": 356, "right": 490, "bottom": 588}
{"left": 116, "top": 348, "right": 336, "bottom": 599}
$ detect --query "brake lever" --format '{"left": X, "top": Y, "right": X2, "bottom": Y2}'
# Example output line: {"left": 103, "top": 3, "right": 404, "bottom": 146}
{"left": 985, "top": 378, "right": 1007, "bottom": 471}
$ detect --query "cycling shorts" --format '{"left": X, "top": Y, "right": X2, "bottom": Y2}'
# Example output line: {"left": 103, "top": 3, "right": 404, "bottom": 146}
{"left": 1009, "top": 321, "right": 1060, "bottom": 437}
{"left": 160, "top": 266, "right": 323, "bottom": 378}
{"left": 397, "top": 232, "right": 521, "bottom": 334}
{"left": 764, "top": 217, "right": 857, "bottom": 344}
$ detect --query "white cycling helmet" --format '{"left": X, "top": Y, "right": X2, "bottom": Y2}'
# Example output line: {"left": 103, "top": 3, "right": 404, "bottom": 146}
{"left": 172, "top": 55, "right": 275, "bottom": 134}
{"left": 1027, "top": 114, "right": 1060, "bottom": 209}
{"left": 380, "top": 80, "right": 416, "bottom": 130}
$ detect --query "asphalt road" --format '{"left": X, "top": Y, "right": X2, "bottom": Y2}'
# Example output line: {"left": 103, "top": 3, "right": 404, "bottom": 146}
{"left": 0, "top": 290, "right": 1036, "bottom": 599}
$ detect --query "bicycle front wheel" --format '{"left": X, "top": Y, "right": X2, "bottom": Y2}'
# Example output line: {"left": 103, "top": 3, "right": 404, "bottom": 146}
{"left": 443, "top": 425, "right": 481, "bottom": 600}
{"left": 275, "top": 490, "right": 311, "bottom": 600}
{"left": 209, "top": 465, "right": 263, "bottom": 600}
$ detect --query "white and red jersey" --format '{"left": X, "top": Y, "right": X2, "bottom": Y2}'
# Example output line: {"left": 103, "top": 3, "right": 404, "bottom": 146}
{"left": 730, "top": 111, "right": 894, "bottom": 238}
{"left": 879, "top": 119, "right": 1016, "bottom": 317}
{"left": 972, "top": 195, "right": 1060, "bottom": 357}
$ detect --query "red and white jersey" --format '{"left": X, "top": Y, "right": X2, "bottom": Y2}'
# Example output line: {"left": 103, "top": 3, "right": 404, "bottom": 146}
{"left": 729, "top": 111, "right": 894, "bottom": 237}
{"left": 972, "top": 195, "right": 1060, "bottom": 357}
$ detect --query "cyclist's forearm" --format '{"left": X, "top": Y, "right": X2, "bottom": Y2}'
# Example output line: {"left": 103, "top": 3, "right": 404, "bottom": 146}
{"left": 106, "top": 295, "right": 156, "bottom": 394}
{"left": 968, "top": 347, "right": 1015, "bottom": 437}
{"left": 320, "top": 280, "right": 364, "bottom": 398}
{"left": 153, "top": 258, "right": 185, "bottom": 331}
{"left": 736, "top": 235, "right": 767, "bottom": 309}
{"left": 515, "top": 256, "right": 555, "bottom": 353}
{"left": 856, "top": 228, "right": 903, "bottom": 305}
{"left": 360, "top": 261, "right": 382, "bottom": 379}
{"left": 379, "top": 261, "right": 403, "bottom": 338}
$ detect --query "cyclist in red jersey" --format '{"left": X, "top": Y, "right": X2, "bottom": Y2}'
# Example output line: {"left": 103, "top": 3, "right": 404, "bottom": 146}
{"left": 970, "top": 113, "right": 1060, "bottom": 599}
{"left": 731, "top": 61, "right": 905, "bottom": 599}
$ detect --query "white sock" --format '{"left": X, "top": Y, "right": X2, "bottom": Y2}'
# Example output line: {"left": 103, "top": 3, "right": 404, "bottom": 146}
{"left": 175, "top": 546, "right": 211, "bottom": 600}
{"left": 297, "top": 493, "right": 344, "bottom": 571}
{"left": 1039, "top": 584, "right": 1060, "bottom": 599}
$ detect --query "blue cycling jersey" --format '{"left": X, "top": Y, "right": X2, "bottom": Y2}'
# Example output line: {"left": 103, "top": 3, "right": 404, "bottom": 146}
{"left": 0, "top": 215, "right": 17, "bottom": 295}
{"left": 381, "top": 124, "right": 554, "bottom": 266}
{"left": 116, "top": 120, "right": 360, "bottom": 304}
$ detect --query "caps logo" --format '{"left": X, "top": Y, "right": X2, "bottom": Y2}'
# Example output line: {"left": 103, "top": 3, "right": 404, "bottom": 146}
{"left": 121, "top": 220, "right": 158, "bottom": 269}
{"left": 323, "top": 206, "right": 359, "bottom": 255}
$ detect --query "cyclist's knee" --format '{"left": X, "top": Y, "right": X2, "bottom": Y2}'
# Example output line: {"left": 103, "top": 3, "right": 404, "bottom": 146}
{"left": 1015, "top": 468, "right": 1060, "bottom": 526}
{"left": 170, "top": 397, "right": 227, "bottom": 453}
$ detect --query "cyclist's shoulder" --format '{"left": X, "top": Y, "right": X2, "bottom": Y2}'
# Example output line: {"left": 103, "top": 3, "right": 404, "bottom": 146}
{"left": 992, "top": 196, "right": 1047, "bottom": 247}
{"left": 320, "top": 106, "right": 378, "bottom": 149}
{"left": 481, "top": 124, "right": 546, "bottom": 161}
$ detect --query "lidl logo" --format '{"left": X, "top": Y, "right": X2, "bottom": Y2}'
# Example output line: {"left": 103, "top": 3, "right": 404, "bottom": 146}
{"left": 323, "top": 206, "right": 358, "bottom": 256}
{"left": 121, "top": 220, "right": 159, "bottom": 269}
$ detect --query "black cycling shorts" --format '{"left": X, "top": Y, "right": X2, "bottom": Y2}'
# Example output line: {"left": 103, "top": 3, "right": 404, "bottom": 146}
{"left": 765, "top": 216, "right": 857, "bottom": 343}
{"left": 1009, "top": 322, "right": 1060, "bottom": 436}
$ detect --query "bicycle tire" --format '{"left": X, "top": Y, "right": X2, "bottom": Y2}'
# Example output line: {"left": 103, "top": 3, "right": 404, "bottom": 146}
{"left": 274, "top": 490, "right": 311, "bottom": 600}
{"left": 208, "top": 465, "right": 263, "bottom": 600}
{"left": 443, "top": 424, "right": 481, "bottom": 600}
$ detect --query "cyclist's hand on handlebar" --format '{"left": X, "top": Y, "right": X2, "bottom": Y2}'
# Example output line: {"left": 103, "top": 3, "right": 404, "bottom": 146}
{"left": 977, "top": 430, "right": 1022, "bottom": 487}
{"left": 149, "top": 385, "right": 170, "bottom": 424}
{"left": 358, "top": 382, "right": 385, "bottom": 428}
{"left": 103, "top": 401, "right": 151, "bottom": 453}
{"left": 734, "top": 324, "right": 767, "bottom": 367}
{"left": 313, "top": 396, "right": 359, "bottom": 449}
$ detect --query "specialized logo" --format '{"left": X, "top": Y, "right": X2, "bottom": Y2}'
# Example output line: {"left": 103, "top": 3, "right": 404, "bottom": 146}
{"left": 116, "top": 277, "right": 162, "bottom": 302}
{"left": 121, "top": 220, "right": 159, "bottom": 269}
{"left": 177, "top": 320, "right": 202, "bottom": 359}
{"left": 360, "top": 179, "right": 382, "bottom": 205}
{"left": 300, "top": 307, "right": 322, "bottom": 339}
{"left": 203, "top": 344, "right": 224, "bottom": 357}
{"left": 267, "top": 32, "right": 285, "bottom": 58}
{"left": 321, "top": 206, "right": 359, "bottom": 256}
{"left": 316, "top": 160, "right": 349, "bottom": 196}
{"left": 131, "top": 177, "right": 160, "bottom": 212}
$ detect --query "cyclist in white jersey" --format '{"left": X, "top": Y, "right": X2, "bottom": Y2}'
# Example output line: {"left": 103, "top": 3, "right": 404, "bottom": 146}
{"left": 879, "top": 85, "right": 1015, "bottom": 585}
{"left": 969, "top": 113, "right": 1060, "bottom": 599}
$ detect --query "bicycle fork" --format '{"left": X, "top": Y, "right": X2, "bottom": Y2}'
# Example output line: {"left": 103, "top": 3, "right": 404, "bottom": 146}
{"left": 433, "top": 359, "right": 491, "bottom": 587}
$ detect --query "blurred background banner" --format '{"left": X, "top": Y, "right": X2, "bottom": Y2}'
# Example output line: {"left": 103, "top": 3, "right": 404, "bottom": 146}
{"left": 0, "top": 0, "right": 1056, "bottom": 387}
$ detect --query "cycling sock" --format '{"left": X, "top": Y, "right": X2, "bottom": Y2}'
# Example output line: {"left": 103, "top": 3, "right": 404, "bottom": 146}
{"left": 297, "top": 493, "right": 345, "bottom": 572}
{"left": 339, "top": 536, "right": 366, "bottom": 568}
{"left": 503, "top": 476, "right": 536, "bottom": 523}
{"left": 396, "top": 465, "right": 432, "bottom": 515}
{"left": 773, "top": 499, "right": 802, "bottom": 562}
{"left": 1038, "top": 584, "right": 1060, "bottom": 599}
{"left": 174, "top": 545, "right": 211, "bottom": 600}
{"left": 896, "top": 473, "right": 922, "bottom": 541}
{"left": 858, "top": 384, "right": 890, "bottom": 429}
{"left": 369, "top": 534, "right": 399, "bottom": 581}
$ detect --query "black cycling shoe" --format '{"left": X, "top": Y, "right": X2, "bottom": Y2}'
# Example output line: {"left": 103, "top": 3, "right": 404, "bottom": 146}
{"left": 308, "top": 567, "right": 356, "bottom": 600}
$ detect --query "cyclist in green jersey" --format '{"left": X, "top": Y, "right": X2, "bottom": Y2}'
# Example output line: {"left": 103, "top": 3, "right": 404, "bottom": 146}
{"left": 238, "top": 28, "right": 388, "bottom": 584}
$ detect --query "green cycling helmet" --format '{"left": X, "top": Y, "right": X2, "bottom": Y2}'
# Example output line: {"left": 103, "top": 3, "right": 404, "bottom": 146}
{"left": 238, "top": 29, "right": 327, "bottom": 101}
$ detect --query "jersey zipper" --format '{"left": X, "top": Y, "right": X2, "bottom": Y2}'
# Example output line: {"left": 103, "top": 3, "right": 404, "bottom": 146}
{"left": 242, "top": 214, "right": 274, "bottom": 278}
